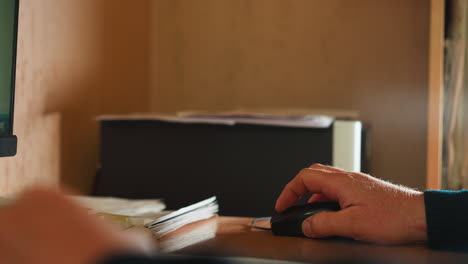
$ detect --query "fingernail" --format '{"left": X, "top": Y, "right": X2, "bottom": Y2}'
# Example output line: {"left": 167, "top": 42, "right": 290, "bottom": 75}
{"left": 275, "top": 201, "right": 283, "bottom": 212}
{"left": 302, "top": 220, "right": 312, "bottom": 236}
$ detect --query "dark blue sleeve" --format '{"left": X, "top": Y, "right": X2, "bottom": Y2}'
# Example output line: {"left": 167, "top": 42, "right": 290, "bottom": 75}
{"left": 424, "top": 190, "right": 468, "bottom": 251}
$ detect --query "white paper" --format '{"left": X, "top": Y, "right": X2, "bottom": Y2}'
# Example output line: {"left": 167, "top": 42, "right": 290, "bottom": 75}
{"left": 145, "top": 197, "right": 219, "bottom": 239}
{"left": 146, "top": 196, "right": 217, "bottom": 226}
{"left": 98, "top": 111, "right": 334, "bottom": 128}
{"left": 71, "top": 196, "right": 166, "bottom": 217}
{"left": 159, "top": 218, "right": 218, "bottom": 253}
{"left": 97, "top": 114, "right": 235, "bottom": 126}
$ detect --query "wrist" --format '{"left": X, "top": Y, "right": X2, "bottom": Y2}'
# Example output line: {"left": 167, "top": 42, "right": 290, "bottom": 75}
{"left": 406, "top": 192, "right": 427, "bottom": 243}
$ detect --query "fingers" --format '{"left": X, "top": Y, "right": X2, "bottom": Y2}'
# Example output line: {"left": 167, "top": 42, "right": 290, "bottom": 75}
{"left": 302, "top": 210, "right": 359, "bottom": 239}
{"left": 309, "top": 163, "right": 344, "bottom": 173}
{"left": 275, "top": 167, "right": 340, "bottom": 212}
{"left": 305, "top": 164, "right": 347, "bottom": 203}
{"left": 308, "top": 193, "right": 334, "bottom": 203}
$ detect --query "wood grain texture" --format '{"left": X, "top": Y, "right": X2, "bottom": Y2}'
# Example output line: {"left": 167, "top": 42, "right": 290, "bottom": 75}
{"left": 426, "top": 0, "right": 445, "bottom": 190}
{"left": 150, "top": 0, "right": 430, "bottom": 188}
{"left": 0, "top": 0, "right": 150, "bottom": 195}
{"left": 161, "top": 217, "right": 468, "bottom": 263}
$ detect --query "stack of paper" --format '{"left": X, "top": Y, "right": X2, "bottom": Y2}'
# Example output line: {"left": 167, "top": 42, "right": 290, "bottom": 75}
{"left": 74, "top": 196, "right": 218, "bottom": 239}
{"left": 0, "top": 194, "right": 217, "bottom": 239}
{"left": 158, "top": 217, "right": 218, "bottom": 253}
{"left": 178, "top": 110, "right": 334, "bottom": 128}
{"left": 145, "top": 196, "right": 219, "bottom": 239}
{"left": 98, "top": 109, "right": 342, "bottom": 129}
{"left": 71, "top": 196, "right": 166, "bottom": 217}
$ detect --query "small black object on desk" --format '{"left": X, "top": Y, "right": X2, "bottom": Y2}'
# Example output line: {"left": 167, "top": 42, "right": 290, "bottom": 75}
{"left": 271, "top": 202, "right": 341, "bottom": 237}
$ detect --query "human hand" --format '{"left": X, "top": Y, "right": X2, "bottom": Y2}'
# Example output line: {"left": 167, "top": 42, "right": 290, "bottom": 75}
{"left": 0, "top": 188, "right": 152, "bottom": 264}
{"left": 275, "top": 164, "right": 427, "bottom": 245}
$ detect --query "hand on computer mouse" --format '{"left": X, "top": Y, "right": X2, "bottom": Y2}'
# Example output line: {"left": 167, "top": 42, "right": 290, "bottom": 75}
{"left": 275, "top": 164, "right": 427, "bottom": 245}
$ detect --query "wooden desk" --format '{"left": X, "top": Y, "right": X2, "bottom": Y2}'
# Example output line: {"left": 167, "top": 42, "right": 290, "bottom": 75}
{"left": 158, "top": 216, "right": 468, "bottom": 263}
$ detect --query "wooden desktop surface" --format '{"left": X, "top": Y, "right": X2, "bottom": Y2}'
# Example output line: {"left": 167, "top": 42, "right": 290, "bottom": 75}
{"left": 157, "top": 216, "right": 468, "bottom": 263}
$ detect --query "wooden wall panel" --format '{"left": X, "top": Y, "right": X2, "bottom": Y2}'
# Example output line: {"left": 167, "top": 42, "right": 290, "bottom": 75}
{"left": 426, "top": 0, "right": 445, "bottom": 189}
{"left": 0, "top": 0, "right": 150, "bottom": 195}
{"left": 151, "top": 0, "right": 430, "bottom": 188}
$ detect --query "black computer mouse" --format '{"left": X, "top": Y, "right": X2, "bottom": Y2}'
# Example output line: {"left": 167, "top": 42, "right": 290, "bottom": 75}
{"left": 270, "top": 202, "right": 341, "bottom": 237}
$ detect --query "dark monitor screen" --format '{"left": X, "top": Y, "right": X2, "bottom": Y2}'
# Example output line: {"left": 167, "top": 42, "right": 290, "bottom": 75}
{"left": 0, "top": 0, "right": 18, "bottom": 156}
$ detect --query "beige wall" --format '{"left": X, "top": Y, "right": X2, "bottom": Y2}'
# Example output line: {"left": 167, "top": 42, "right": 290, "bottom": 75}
{"left": 0, "top": 0, "right": 431, "bottom": 195}
{"left": 0, "top": 0, "right": 150, "bottom": 195}
{"left": 150, "top": 0, "right": 430, "bottom": 188}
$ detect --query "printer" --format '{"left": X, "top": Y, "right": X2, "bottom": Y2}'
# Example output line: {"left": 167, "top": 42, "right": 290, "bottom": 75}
{"left": 94, "top": 115, "right": 369, "bottom": 217}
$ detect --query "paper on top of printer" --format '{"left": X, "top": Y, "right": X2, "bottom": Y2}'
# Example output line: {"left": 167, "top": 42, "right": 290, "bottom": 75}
{"left": 178, "top": 110, "right": 334, "bottom": 128}
{"left": 97, "top": 108, "right": 346, "bottom": 129}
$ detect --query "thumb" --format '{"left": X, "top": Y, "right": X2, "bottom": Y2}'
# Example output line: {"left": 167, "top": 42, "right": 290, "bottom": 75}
{"left": 302, "top": 210, "right": 356, "bottom": 239}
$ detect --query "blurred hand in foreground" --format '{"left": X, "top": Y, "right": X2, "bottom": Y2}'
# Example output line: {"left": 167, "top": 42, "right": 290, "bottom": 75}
{"left": 276, "top": 164, "right": 427, "bottom": 245}
{"left": 0, "top": 188, "right": 152, "bottom": 264}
